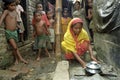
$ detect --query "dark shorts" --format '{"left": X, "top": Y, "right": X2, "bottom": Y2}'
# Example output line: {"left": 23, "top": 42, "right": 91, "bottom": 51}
{"left": 5, "top": 30, "right": 18, "bottom": 42}
{"left": 35, "top": 35, "right": 49, "bottom": 49}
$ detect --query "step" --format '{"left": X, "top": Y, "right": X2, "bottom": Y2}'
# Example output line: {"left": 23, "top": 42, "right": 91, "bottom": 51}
{"left": 53, "top": 60, "right": 69, "bottom": 80}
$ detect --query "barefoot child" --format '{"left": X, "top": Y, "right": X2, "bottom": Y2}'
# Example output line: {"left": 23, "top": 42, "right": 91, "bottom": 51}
{"left": 0, "top": 0, "right": 28, "bottom": 64}
{"left": 32, "top": 3, "right": 50, "bottom": 27}
{"left": 16, "top": 0, "right": 25, "bottom": 42}
{"left": 47, "top": 10, "right": 55, "bottom": 52}
{"left": 32, "top": 3, "right": 50, "bottom": 51}
{"left": 33, "top": 11, "right": 51, "bottom": 61}
{"left": 61, "top": 18, "right": 98, "bottom": 68}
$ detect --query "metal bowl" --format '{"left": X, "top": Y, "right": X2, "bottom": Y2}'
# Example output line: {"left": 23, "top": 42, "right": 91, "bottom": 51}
{"left": 86, "top": 61, "right": 101, "bottom": 69}
{"left": 85, "top": 68, "right": 102, "bottom": 74}
{"left": 85, "top": 61, "right": 102, "bottom": 75}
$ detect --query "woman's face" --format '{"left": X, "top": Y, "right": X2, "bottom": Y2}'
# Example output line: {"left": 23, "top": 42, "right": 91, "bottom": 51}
{"left": 72, "top": 23, "right": 82, "bottom": 35}
{"left": 74, "top": 2, "right": 80, "bottom": 10}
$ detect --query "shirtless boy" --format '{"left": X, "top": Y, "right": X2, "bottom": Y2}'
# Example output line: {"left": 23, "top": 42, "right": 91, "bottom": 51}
{"left": 0, "top": 0, "right": 28, "bottom": 64}
{"left": 33, "top": 11, "right": 51, "bottom": 61}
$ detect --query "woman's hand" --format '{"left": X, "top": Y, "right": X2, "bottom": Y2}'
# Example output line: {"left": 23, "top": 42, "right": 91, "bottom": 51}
{"left": 91, "top": 56, "right": 100, "bottom": 63}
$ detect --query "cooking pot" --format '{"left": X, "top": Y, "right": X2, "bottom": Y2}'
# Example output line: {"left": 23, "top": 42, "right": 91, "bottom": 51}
{"left": 85, "top": 61, "right": 102, "bottom": 76}
{"left": 75, "top": 61, "right": 117, "bottom": 77}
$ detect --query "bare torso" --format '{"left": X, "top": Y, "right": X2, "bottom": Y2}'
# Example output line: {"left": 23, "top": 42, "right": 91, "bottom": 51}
{"left": 49, "top": 19, "right": 55, "bottom": 29}
{"left": 34, "top": 20, "right": 47, "bottom": 36}
{"left": 5, "top": 10, "right": 17, "bottom": 30}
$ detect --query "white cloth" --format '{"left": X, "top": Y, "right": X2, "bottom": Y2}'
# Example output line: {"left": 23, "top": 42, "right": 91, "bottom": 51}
{"left": 16, "top": 5, "right": 24, "bottom": 21}
{"left": 49, "top": 28, "right": 55, "bottom": 43}
{"left": 73, "top": 0, "right": 82, "bottom": 4}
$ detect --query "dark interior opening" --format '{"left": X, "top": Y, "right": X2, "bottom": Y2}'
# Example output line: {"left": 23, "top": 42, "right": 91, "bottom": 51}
{"left": 20, "top": 0, "right": 28, "bottom": 41}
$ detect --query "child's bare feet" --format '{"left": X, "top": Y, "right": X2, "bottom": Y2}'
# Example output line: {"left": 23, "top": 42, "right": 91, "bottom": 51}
{"left": 20, "top": 59, "right": 28, "bottom": 64}
{"left": 36, "top": 57, "right": 40, "bottom": 61}
{"left": 48, "top": 53, "right": 51, "bottom": 58}
{"left": 22, "top": 40, "right": 24, "bottom": 44}
{"left": 14, "top": 60, "right": 19, "bottom": 65}
{"left": 45, "top": 52, "right": 51, "bottom": 57}
{"left": 45, "top": 48, "right": 51, "bottom": 57}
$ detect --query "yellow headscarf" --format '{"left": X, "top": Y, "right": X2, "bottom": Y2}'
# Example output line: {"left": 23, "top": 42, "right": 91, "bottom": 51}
{"left": 61, "top": 18, "right": 90, "bottom": 53}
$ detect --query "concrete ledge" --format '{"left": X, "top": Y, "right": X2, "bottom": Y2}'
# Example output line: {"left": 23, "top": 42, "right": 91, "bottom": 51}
{"left": 53, "top": 60, "right": 69, "bottom": 80}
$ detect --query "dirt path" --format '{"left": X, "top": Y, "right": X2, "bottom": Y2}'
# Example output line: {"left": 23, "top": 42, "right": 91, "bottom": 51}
{"left": 1, "top": 49, "right": 120, "bottom": 80}
{"left": 7, "top": 51, "right": 57, "bottom": 80}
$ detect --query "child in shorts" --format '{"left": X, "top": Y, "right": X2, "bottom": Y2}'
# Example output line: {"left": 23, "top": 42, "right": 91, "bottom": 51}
{"left": 33, "top": 11, "right": 51, "bottom": 61}
{"left": 0, "top": 0, "right": 28, "bottom": 64}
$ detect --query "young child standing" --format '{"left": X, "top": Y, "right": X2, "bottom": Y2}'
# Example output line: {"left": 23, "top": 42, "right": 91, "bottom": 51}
{"left": 16, "top": 0, "right": 25, "bottom": 42}
{"left": 33, "top": 11, "right": 51, "bottom": 61}
{"left": 86, "top": 0, "right": 94, "bottom": 43}
{"left": 47, "top": 10, "right": 55, "bottom": 52}
{"left": 32, "top": 3, "right": 50, "bottom": 51}
{"left": 32, "top": 3, "right": 50, "bottom": 27}
{"left": 61, "top": 18, "right": 98, "bottom": 68}
{"left": 61, "top": 8, "right": 71, "bottom": 41}
{"left": 0, "top": 0, "right": 28, "bottom": 64}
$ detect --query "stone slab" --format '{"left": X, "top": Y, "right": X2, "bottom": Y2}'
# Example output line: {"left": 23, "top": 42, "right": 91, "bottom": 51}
{"left": 53, "top": 60, "right": 69, "bottom": 80}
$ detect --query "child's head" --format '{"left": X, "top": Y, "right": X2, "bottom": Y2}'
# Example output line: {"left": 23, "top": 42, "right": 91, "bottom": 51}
{"left": 63, "top": 8, "right": 69, "bottom": 17}
{"left": 71, "top": 18, "right": 83, "bottom": 35}
{"left": 36, "top": 3, "right": 43, "bottom": 11}
{"left": 47, "top": 10, "right": 53, "bottom": 19}
{"left": 34, "top": 11, "right": 42, "bottom": 22}
{"left": 15, "top": 0, "right": 20, "bottom": 5}
{"left": 88, "top": 0, "right": 93, "bottom": 8}
{"left": 2, "top": 0, "right": 16, "bottom": 10}
{"left": 74, "top": 1, "right": 81, "bottom": 10}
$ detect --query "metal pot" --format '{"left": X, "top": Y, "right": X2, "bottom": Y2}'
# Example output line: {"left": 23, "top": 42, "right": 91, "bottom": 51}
{"left": 75, "top": 61, "right": 117, "bottom": 77}
{"left": 85, "top": 61, "right": 102, "bottom": 76}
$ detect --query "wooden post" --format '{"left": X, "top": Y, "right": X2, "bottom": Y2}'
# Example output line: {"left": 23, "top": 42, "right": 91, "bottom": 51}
{"left": 55, "top": 0, "right": 62, "bottom": 61}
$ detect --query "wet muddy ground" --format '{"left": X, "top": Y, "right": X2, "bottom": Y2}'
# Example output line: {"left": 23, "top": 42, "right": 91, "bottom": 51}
{"left": 1, "top": 49, "right": 120, "bottom": 80}
{"left": 7, "top": 50, "right": 57, "bottom": 80}
{"left": 69, "top": 60, "right": 120, "bottom": 80}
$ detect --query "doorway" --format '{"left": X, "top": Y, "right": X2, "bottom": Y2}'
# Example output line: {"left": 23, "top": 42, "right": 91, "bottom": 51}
{"left": 20, "top": 0, "right": 28, "bottom": 40}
